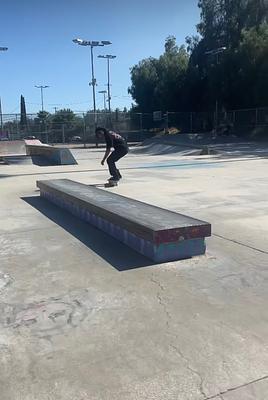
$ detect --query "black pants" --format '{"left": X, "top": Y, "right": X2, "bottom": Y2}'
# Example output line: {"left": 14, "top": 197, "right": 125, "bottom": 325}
{"left": 107, "top": 148, "right": 128, "bottom": 179}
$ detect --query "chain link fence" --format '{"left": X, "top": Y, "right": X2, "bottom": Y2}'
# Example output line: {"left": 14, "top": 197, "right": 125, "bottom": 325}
{"left": 0, "top": 111, "right": 155, "bottom": 144}
{"left": 1, "top": 107, "right": 267, "bottom": 143}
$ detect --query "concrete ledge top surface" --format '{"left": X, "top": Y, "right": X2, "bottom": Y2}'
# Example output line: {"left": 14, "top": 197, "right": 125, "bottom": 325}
{"left": 24, "top": 139, "right": 46, "bottom": 146}
{"left": 37, "top": 179, "right": 211, "bottom": 243}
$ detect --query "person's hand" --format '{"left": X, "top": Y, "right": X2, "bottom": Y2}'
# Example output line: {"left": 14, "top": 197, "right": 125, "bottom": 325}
{"left": 101, "top": 160, "right": 105, "bottom": 166}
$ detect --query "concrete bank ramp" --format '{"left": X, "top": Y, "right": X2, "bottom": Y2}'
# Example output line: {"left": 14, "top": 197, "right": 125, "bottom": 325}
{"left": 25, "top": 140, "right": 77, "bottom": 165}
{"left": 131, "top": 141, "right": 207, "bottom": 156}
{"left": 131, "top": 134, "right": 219, "bottom": 156}
{"left": 132, "top": 135, "right": 268, "bottom": 159}
{"left": 0, "top": 140, "right": 77, "bottom": 166}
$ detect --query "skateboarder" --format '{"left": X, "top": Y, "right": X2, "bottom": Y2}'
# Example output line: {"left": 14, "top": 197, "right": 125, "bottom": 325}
{"left": 95, "top": 127, "right": 128, "bottom": 183}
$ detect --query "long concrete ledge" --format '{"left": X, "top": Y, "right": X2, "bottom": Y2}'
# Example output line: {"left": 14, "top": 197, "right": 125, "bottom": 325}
{"left": 25, "top": 141, "right": 77, "bottom": 165}
{"left": 37, "top": 179, "right": 211, "bottom": 263}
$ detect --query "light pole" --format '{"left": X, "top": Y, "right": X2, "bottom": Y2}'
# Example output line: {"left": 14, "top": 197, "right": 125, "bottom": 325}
{"left": 0, "top": 47, "right": 8, "bottom": 136}
{"left": 35, "top": 85, "right": 49, "bottom": 112}
{"left": 98, "top": 90, "right": 107, "bottom": 111}
{"left": 98, "top": 55, "right": 116, "bottom": 113}
{"left": 73, "top": 39, "right": 111, "bottom": 128}
{"left": 0, "top": 97, "right": 3, "bottom": 137}
{"left": 205, "top": 47, "right": 226, "bottom": 135}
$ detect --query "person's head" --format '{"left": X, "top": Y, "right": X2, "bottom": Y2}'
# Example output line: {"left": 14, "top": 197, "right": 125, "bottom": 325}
{"left": 95, "top": 127, "right": 108, "bottom": 139}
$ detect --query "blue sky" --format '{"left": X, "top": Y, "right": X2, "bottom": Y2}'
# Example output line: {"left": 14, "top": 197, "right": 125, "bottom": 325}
{"left": 1, "top": 0, "right": 200, "bottom": 114}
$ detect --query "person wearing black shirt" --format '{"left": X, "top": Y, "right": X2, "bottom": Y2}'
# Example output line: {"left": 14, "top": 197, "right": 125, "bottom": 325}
{"left": 95, "top": 127, "right": 128, "bottom": 182}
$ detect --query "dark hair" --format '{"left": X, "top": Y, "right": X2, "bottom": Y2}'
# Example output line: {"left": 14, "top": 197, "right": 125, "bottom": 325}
{"left": 95, "top": 127, "right": 108, "bottom": 135}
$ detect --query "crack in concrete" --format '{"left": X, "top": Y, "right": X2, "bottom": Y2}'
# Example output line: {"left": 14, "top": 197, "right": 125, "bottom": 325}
{"left": 170, "top": 343, "right": 207, "bottom": 399}
{"left": 149, "top": 275, "right": 268, "bottom": 399}
{"left": 150, "top": 273, "right": 268, "bottom": 400}
{"left": 204, "top": 374, "right": 268, "bottom": 399}
{"left": 150, "top": 276, "right": 165, "bottom": 293}
{"left": 150, "top": 276, "right": 171, "bottom": 328}
{"left": 150, "top": 274, "right": 207, "bottom": 399}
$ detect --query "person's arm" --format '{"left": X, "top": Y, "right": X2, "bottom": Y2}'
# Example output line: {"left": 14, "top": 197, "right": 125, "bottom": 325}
{"left": 101, "top": 133, "right": 113, "bottom": 165}
{"left": 101, "top": 147, "right": 111, "bottom": 165}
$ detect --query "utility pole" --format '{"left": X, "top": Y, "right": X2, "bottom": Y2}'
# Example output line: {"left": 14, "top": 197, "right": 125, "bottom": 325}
{"left": 35, "top": 85, "right": 49, "bottom": 111}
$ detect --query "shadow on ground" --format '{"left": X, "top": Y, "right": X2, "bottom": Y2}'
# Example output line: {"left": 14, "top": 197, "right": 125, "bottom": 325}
{"left": 0, "top": 155, "right": 63, "bottom": 166}
{"left": 22, "top": 195, "right": 154, "bottom": 272}
{"left": 0, "top": 174, "right": 15, "bottom": 179}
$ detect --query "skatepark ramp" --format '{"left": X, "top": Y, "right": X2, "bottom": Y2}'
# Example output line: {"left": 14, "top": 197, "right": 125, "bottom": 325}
{"left": 25, "top": 140, "right": 77, "bottom": 165}
{"left": 0, "top": 140, "right": 30, "bottom": 165}
{"left": 131, "top": 134, "right": 219, "bottom": 156}
{"left": 37, "top": 179, "right": 211, "bottom": 263}
{"left": 0, "top": 140, "right": 77, "bottom": 165}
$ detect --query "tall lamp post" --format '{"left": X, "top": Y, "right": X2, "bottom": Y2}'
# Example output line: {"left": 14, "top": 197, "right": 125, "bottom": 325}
{"left": 35, "top": 85, "right": 49, "bottom": 111}
{"left": 0, "top": 47, "right": 8, "bottom": 136}
{"left": 205, "top": 46, "right": 226, "bottom": 135}
{"left": 98, "top": 55, "right": 116, "bottom": 114}
{"left": 73, "top": 39, "right": 111, "bottom": 130}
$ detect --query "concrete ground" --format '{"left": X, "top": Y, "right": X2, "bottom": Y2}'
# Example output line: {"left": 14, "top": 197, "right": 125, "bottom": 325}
{"left": 0, "top": 141, "right": 268, "bottom": 400}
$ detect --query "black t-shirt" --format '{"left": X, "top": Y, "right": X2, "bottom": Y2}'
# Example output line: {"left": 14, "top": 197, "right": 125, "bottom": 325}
{"left": 104, "top": 131, "right": 128, "bottom": 151}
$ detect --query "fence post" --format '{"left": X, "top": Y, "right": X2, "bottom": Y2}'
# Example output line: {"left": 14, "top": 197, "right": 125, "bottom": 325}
{"left": 214, "top": 100, "right": 218, "bottom": 137}
{"left": 16, "top": 114, "right": 19, "bottom": 136}
{"left": 139, "top": 113, "right": 143, "bottom": 132}
{"left": 45, "top": 124, "right": 48, "bottom": 144}
{"left": 139, "top": 113, "right": 143, "bottom": 141}
{"left": 83, "top": 113, "right": 86, "bottom": 148}
{"left": 62, "top": 124, "right": 65, "bottom": 144}
{"left": 165, "top": 112, "right": 169, "bottom": 133}
{"left": 255, "top": 108, "right": 258, "bottom": 127}
{"left": 233, "top": 110, "right": 236, "bottom": 127}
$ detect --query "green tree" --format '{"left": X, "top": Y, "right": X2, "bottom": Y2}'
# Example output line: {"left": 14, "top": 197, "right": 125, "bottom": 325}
{"left": 244, "top": 0, "right": 268, "bottom": 29}
{"left": 188, "top": 0, "right": 268, "bottom": 111}
{"left": 156, "top": 38, "right": 189, "bottom": 111}
{"left": 129, "top": 57, "right": 160, "bottom": 112}
{"left": 129, "top": 36, "right": 189, "bottom": 112}
{"left": 37, "top": 111, "right": 50, "bottom": 120}
{"left": 129, "top": 1, "right": 268, "bottom": 116}
{"left": 50, "top": 109, "right": 84, "bottom": 141}
{"left": 20, "top": 95, "right": 27, "bottom": 130}
{"left": 51, "top": 108, "right": 76, "bottom": 128}
{"left": 222, "top": 24, "right": 268, "bottom": 108}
